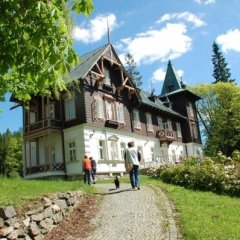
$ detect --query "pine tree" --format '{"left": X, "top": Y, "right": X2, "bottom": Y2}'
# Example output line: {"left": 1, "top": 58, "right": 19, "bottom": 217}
{"left": 125, "top": 53, "right": 143, "bottom": 88}
{"left": 212, "top": 42, "right": 235, "bottom": 83}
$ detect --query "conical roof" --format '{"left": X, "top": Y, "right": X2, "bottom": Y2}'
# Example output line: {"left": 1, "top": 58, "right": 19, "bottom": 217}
{"left": 160, "top": 60, "right": 182, "bottom": 95}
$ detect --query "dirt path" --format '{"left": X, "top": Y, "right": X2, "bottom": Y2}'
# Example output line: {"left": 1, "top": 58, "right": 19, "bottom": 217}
{"left": 44, "top": 183, "right": 183, "bottom": 240}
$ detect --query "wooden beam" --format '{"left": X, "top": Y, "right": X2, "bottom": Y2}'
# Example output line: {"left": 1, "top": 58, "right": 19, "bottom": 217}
{"left": 103, "top": 56, "right": 121, "bottom": 66}
{"left": 90, "top": 70, "right": 104, "bottom": 78}
{"left": 96, "top": 63, "right": 104, "bottom": 76}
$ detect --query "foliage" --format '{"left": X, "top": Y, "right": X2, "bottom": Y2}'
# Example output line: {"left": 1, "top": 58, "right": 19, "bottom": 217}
{"left": 190, "top": 82, "right": 240, "bottom": 156}
{"left": 0, "top": 129, "right": 23, "bottom": 177}
{"left": 0, "top": 0, "right": 93, "bottom": 102}
{"left": 147, "top": 155, "right": 240, "bottom": 197}
{"left": 211, "top": 41, "right": 235, "bottom": 83}
{"left": 124, "top": 53, "right": 143, "bottom": 88}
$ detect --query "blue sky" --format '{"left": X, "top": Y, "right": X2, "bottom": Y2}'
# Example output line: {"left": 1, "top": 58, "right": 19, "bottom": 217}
{"left": 1, "top": 0, "right": 240, "bottom": 133}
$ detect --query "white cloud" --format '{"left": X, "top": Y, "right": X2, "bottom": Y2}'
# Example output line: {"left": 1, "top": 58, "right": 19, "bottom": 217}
{"left": 152, "top": 67, "right": 184, "bottom": 82}
{"left": 176, "top": 69, "right": 184, "bottom": 78}
{"left": 152, "top": 68, "right": 166, "bottom": 81}
{"left": 216, "top": 29, "right": 240, "bottom": 52}
{"left": 119, "top": 23, "right": 192, "bottom": 65}
{"left": 157, "top": 12, "right": 205, "bottom": 28}
{"left": 194, "top": 0, "right": 216, "bottom": 5}
{"left": 73, "top": 14, "right": 117, "bottom": 43}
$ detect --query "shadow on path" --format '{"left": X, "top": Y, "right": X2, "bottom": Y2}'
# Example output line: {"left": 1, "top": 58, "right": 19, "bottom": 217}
{"left": 94, "top": 188, "right": 133, "bottom": 195}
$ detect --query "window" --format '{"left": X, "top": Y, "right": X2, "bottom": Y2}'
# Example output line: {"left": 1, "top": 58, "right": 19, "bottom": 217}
{"left": 48, "top": 103, "right": 55, "bottom": 119}
{"left": 133, "top": 109, "right": 141, "bottom": 129}
{"left": 146, "top": 113, "right": 153, "bottom": 132}
{"left": 65, "top": 96, "right": 76, "bottom": 121}
{"left": 94, "top": 96, "right": 105, "bottom": 120}
{"left": 68, "top": 141, "right": 76, "bottom": 162}
{"left": 192, "top": 123, "right": 198, "bottom": 140}
{"left": 51, "top": 146, "right": 56, "bottom": 163}
{"left": 105, "top": 100, "right": 114, "bottom": 120}
{"left": 150, "top": 147, "right": 154, "bottom": 161}
{"left": 157, "top": 117, "right": 164, "bottom": 129}
{"left": 30, "top": 111, "right": 37, "bottom": 124}
{"left": 176, "top": 122, "right": 182, "bottom": 138}
{"left": 99, "top": 140, "right": 106, "bottom": 160}
{"left": 167, "top": 85, "right": 174, "bottom": 92}
{"left": 116, "top": 103, "right": 124, "bottom": 123}
{"left": 167, "top": 119, "right": 173, "bottom": 130}
{"left": 189, "top": 102, "right": 194, "bottom": 118}
{"left": 110, "top": 141, "right": 118, "bottom": 160}
{"left": 120, "top": 142, "right": 126, "bottom": 160}
{"left": 104, "top": 67, "right": 111, "bottom": 85}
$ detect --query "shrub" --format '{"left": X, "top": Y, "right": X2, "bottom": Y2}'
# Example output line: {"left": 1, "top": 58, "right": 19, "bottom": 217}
{"left": 148, "top": 155, "right": 240, "bottom": 197}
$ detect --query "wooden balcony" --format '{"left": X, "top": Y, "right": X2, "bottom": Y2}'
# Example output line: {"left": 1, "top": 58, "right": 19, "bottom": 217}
{"left": 105, "top": 119, "right": 119, "bottom": 128}
{"left": 25, "top": 119, "right": 62, "bottom": 134}
{"left": 25, "top": 162, "right": 65, "bottom": 175}
{"left": 156, "top": 129, "right": 175, "bottom": 143}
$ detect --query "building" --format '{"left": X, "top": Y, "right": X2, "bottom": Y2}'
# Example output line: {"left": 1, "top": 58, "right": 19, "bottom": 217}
{"left": 17, "top": 44, "right": 202, "bottom": 179}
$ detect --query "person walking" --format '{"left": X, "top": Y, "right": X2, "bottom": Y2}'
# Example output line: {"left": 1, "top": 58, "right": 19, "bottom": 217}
{"left": 82, "top": 155, "right": 91, "bottom": 185}
{"left": 90, "top": 157, "right": 97, "bottom": 184}
{"left": 124, "top": 141, "right": 141, "bottom": 190}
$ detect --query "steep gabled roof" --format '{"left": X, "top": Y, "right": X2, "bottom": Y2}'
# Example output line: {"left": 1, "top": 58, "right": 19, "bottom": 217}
{"left": 68, "top": 44, "right": 109, "bottom": 81}
{"left": 161, "top": 60, "right": 182, "bottom": 95}
{"left": 139, "top": 90, "right": 186, "bottom": 119}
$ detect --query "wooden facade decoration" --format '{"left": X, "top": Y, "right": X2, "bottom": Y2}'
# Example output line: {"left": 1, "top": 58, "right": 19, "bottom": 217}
{"left": 16, "top": 43, "right": 202, "bottom": 179}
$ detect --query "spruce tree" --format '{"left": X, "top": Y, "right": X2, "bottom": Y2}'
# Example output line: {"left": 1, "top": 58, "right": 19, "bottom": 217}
{"left": 212, "top": 42, "right": 235, "bottom": 83}
{"left": 125, "top": 53, "right": 143, "bottom": 88}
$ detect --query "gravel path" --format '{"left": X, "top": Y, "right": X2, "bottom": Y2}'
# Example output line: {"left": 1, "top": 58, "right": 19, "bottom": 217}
{"left": 79, "top": 183, "right": 182, "bottom": 240}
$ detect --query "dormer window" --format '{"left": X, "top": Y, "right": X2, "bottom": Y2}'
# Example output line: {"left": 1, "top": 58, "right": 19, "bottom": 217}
{"left": 104, "top": 67, "right": 111, "bottom": 85}
{"left": 167, "top": 85, "right": 174, "bottom": 92}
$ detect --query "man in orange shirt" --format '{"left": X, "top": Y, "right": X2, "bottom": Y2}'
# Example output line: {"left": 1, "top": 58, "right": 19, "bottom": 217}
{"left": 82, "top": 155, "right": 91, "bottom": 185}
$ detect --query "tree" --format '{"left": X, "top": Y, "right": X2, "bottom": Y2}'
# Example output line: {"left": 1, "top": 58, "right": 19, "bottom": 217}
{"left": 212, "top": 42, "right": 235, "bottom": 84}
{"left": 0, "top": 0, "right": 93, "bottom": 102}
{"left": 125, "top": 53, "right": 143, "bottom": 88}
{"left": 190, "top": 83, "right": 240, "bottom": 157}
{"left": 0, "top": 128, "right": 23, "bottom": 177}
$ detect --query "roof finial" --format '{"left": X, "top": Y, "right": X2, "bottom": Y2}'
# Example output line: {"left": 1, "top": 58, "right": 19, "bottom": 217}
{"left": 107, "top": 19, "right": 111, "bottom": 44}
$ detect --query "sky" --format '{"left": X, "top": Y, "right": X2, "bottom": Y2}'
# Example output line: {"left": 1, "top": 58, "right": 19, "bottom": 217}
{"left": 1, "top": 0, "right": 240, "bottom": 133}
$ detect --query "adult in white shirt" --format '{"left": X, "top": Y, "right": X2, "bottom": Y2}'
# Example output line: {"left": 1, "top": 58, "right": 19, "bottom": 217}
{"left": 124, "top": 141, "right": 141, "bottom": 190}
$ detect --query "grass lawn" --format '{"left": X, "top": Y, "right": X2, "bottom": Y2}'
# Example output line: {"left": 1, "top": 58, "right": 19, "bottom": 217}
{"left": 1, "top": 175, "right": 240, "bottom": 239}
{"left": 0, "top": 177, "right": 94, "bottom": 207}
{"left": 141, "top": 176, "right": 240, "bottom": 240}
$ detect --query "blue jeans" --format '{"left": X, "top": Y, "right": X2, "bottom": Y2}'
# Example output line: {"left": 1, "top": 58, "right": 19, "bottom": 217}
{"left": 84, "top": 169, "right": 91, "bottom": 185}
{"left": 129, "top": 165, "right": 140, "bottom": 188}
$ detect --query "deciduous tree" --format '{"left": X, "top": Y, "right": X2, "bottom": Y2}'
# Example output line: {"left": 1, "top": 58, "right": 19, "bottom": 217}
{"left": 190, "top": 83, "right": 240, "bottom": 157}
{"left": 0, "top": 0, "right": 93, "bottom": 102}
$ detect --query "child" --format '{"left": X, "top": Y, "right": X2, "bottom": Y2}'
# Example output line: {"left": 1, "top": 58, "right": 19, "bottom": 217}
{"left": 114, "top": 176, "right": 120, "bottom": 189}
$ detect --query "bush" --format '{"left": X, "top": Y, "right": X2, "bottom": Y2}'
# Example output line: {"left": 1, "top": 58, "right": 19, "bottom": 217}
{"left": 148, "top": 155, "right": 240, "bottom": 197}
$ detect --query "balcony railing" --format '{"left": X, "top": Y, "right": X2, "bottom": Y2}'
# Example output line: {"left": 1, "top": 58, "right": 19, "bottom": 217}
{"left": 105, "top": 119, "right": 119, "bottom": 128}
{"left": 156, "top": 129, "right": 175, "bottom": 142}
{"left": 25, "top": 119, "right": 62, "bottom": 133}
{"left": 25, "top": 162, "right": 65, "bottom": 175}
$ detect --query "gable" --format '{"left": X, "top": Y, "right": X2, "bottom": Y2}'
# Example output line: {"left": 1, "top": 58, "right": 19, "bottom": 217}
{"left": 77, "top": 44, "right": 137, "bottom": 99}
